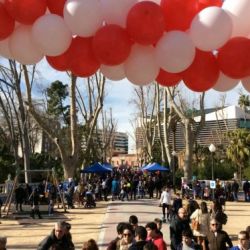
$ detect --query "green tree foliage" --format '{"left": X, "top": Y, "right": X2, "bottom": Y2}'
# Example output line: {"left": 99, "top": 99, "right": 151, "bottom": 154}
{"left": 0, "top": 142, "right": 15, "bottom": 183}
{"left": 47, "top": 80, "right": 70, "bottom": 126}
{"left": 226, "top": 129, "right": 250, "bottom": 181}
{"left": 238, "top": 94, "right": 250, "bottom": 110}
{"left": 192, "top": 144, "right": 236, "bottom": 180}
{"left": 28, "top": 153, "right": 63, "bottom": 182}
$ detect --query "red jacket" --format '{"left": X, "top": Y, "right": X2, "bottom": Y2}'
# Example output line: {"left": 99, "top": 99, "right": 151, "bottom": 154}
{"left": 153, "top": 235, "right": 167, "bottom": 250}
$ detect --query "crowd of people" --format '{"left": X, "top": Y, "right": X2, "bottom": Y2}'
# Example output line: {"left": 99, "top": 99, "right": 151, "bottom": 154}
{"left": 6, "top": 167, "right": 250, "bottom": 220}
{"left": 1, "top": 168, "right": 250, "bottom": 250}
{"left": 32, "top": 206, "right": 249, "bottom": 250}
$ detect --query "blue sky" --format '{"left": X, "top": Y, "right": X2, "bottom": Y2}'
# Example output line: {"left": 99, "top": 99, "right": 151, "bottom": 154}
{"left": 1, "top": 57, "right": 249, "bottom": 152}
{"left": 37, "top": 58, "right": 248, "bottom": 136}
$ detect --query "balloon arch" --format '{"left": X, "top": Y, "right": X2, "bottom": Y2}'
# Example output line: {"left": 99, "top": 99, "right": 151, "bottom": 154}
{"left": 0, "top": 0, "right": 250, "bottom": 93}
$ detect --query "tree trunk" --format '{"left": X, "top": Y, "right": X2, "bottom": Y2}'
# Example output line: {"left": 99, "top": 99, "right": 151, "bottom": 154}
{"left": 62, "top": 156, "right": 77, "bottom": 179}
{"left": 184, "top": 121, "right": 193, "bottom": 181}
{"left": 16, "top": 73, "right": 31, "bottom": 183}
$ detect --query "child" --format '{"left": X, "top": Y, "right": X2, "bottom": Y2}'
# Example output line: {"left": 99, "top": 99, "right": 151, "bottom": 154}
{"left": 177, "top": 230, "right": 201, "bottom": 250}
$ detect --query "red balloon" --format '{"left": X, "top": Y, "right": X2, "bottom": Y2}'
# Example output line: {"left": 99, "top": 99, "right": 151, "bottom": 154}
{"left": 67, "top": 37, "right": 100, "bottom": 77}
{"left": 197, "top": 0, "right": 222, "bottom": 11}
{"left": 46, "top": 53, "right": 70, "bottom": 72}
{"left": 156, "top": 69, "right": 181, "bottom": 87}
{"left": 160, "top": 0, "right": 199, "bottom": 31}
{"left": 0, "top": 3, "right": 15, "bottom": 40}
{"left": 4, "top": 0, "right": 47, "bottom": 25}
{"left": 46, "top": 0, "right": 66, "bottom": 16}
{"left": 92, "top": 24, "right": 132, "bottom": 66}
{"left": 217, "top": 37, "right": 250, "bottom": 79}
{"left": 180, "top": 50, "right": 220, "bottom": 92}
{"left": 126, "top": 1, "right": 165, "bottom": 45}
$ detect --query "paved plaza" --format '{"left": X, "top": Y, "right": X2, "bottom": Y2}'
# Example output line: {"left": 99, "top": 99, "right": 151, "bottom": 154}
{"left": 0, "top": 198, "right": 250, "bottom": 249}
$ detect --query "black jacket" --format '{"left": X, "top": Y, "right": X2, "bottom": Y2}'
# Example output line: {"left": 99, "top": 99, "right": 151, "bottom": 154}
{"left": 170, "top": 217, "right": 191, "bottom": 250}
{"left": 37, "top": 230, "right": 74, "bottom": 250}
{"left": 129, "top": 241, "right": 147, "bottom": 250}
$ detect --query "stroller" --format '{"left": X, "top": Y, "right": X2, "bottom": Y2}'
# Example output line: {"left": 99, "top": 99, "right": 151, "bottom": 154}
{"left": 84, "top": 191, "right": 96, "bottom": 208}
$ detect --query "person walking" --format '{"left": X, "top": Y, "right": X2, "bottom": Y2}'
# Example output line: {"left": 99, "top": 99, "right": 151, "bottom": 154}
{"left": 243, "top": 180, "right": 250, "bottom": 202}
{"left": 29, "top": 188, "right": 42, "bottom": 219}
{"left": 159, "top": 186, "right": 172, "bottom": 222}
{"left": 107, "top": 222, "right": 127, "bottom": 250}
{"left": 232, "top": 180, "right": 239, "bottom": 202}
{"left": 0, "top": 197, "right": 3, "bottom": 219}
{"left": 111, "top": 177, "right": 120, "bottom": 201}
{"left": 190, "top": 201, "right": 210, "bottom": 250}
{"left": 37, "top": 221, "right": 74, "bottom": 250}
{"left": 145, "top": 222, "right": 167, "bottom": 250}
{"left": 129, "top": 226, "right": 148, "bottom": 250}
{"left": 172, "top": 193, "right": 183, "bottom": 218}
{"left": 0, "top": 236, "right": 7, "bottom": 250}
{"left": 118, "top": 224, "right": 135, "bottom": 250}
{"left": 207, "top": 219, "right": 232, "bottom": 250}
{"left": 210, "top": 200, "right": 228, "bottom": 229}
{"left": 230, "top": 230, "right": 250, "bottom": 250}
{"left": 82, "top": 239, "right": 98, "bottom": 250}
{"left": 170, "top": 208, "right": 191, "bottom": 250}
{"left": 177, "top": 230, "right": 202, "bottom": 250}
{"left": 14, "top": 184, "right": 26, "bottom": 212}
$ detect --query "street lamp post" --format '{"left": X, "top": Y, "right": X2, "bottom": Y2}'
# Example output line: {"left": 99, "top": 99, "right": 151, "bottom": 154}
{"left": 172, "top": 151, "right": 177, "bottom": 192}
{"left": 209, "top": 144, "right": 216, "bottom": 200}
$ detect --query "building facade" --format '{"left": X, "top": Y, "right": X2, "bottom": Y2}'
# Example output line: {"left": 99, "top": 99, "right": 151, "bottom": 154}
{"left": 136, "top": 105, "right": 250, "bottom": 152}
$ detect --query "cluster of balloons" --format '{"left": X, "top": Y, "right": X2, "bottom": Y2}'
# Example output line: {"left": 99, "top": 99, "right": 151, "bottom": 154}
{"left": 0, "top": 0, "right": 250, "bottom": 93}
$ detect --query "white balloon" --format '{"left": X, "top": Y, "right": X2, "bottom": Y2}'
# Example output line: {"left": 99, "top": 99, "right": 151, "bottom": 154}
{"left": 241, "top": 77, "right": 250, "bottom": 92}
{"left": 155, "top": 31, "right": 195, "bottom": 73}
{"left": 190, "top": 7, "right": 232, "bottom": 51}
{"left": 0, "top": 37, "right": 13, "bottom": 59}
{"left": 32, "top": 14, "right": 72, "bottom": 56}
{"left": 213, "top": 72, "right": 239, "bottom": 92}
{"left": 64, "top": 0, "right": 103, "bottom": 37}
{"left": 223, "top": 0, "right": 250, "bottom": 37}
{"left": 9, "top": 25, "right": 43, "bottom": 65}
{"left": 125, "top": 44, "right": 159, "bottom": 85}
{"left": 100, "top": 0, "right": 137, "bottom": 28}
{"left": 100, "top": 64, "right": 125, "bottom": 81}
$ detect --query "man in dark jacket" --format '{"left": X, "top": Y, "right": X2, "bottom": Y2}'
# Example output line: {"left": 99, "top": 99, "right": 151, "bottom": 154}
{"left": 232, "top": 180, "right": 239, "bottom": 201}
{"left": 37, "top": 221, "right": 74, "bottom": 250}
{"left": 107, "top": 222, "right": 127, "bottom": 250}
{"left": 243, "top": 180, "right": 250, "bottom": 201}
{"left": 15, "top": 184, "right": 26, "bottom": 212}
{"left": 207, "top": 219, "right": 232, "bottom": 250}
{"left": 172, "top": 193, "right": 183, "bottom": 216}
{"left": 0, "top": 197, "right": 3, "bottom": 218}
{"left": 170, "top": 207, "right": 191, "bottom": 250}
{"left": 129, "top": 226, "right": 147, "bottom": 250}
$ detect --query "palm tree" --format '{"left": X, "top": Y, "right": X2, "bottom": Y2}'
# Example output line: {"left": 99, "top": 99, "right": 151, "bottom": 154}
{"left": 226, "top": 129, "right": 250, "bottom": 181}
{"left": 238, "top": 94, "right": 250, "bottom": 124}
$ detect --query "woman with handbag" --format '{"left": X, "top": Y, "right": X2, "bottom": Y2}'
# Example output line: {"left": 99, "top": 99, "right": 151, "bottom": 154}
{"left": 190, "top": 202, "right": 210, "bottom": 250}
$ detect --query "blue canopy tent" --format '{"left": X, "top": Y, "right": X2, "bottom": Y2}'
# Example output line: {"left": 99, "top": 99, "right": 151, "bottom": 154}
{"left": 141, "top": 163, "right": 150, "bottom": 170}
{"left": 81, "top": 162, "right": 112, "bottom": 174}
{"left": 102, "top": 162, "right": 113, "bottom": 170}
{"left": 142, "top": 162, "right": 169, "bottom": 172}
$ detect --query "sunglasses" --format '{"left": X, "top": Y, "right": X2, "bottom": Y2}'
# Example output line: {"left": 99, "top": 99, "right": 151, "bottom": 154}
{"left": 123, "top": 233, "right": 132, "bottom": 237}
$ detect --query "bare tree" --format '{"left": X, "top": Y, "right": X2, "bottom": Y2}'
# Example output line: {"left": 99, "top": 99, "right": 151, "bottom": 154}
{"left": 0, "top": 61, "right": 34, "bottom": 182}
{"left": 24, "top": 65, "right": 106, "bottom": 178}
{"left": 166, "top": 87, "right": 206, "bottom": 181}
{"left": 130, "top": 85, "right": 158, "bottom": 163}
{"left": 100, "top": 108, "right": 117, "bottom": 162}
